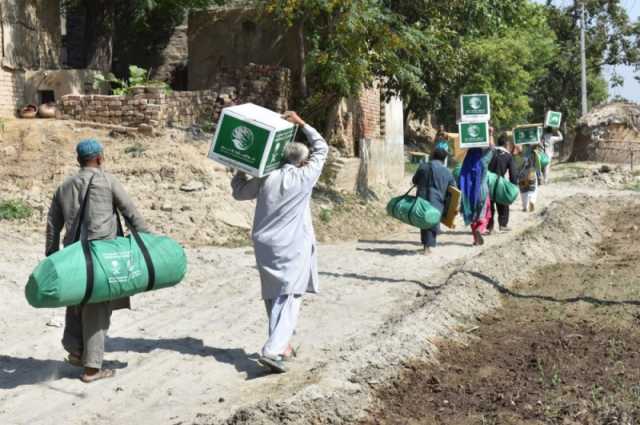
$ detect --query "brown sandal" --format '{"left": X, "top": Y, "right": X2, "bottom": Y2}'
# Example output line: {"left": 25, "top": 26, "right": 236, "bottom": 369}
{"left": 80, "top": 369, "right": 116, "bottom": 383}
{"left": 65, "top": 353, "right": 83, "bottom": 368}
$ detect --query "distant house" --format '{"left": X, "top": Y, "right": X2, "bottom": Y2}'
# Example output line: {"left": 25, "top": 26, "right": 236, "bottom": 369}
{"left": 572, "top": 102, "right": 640, "bottom": 165}
{"left": 0, "top": 1, "right": 102, "bottom": 117}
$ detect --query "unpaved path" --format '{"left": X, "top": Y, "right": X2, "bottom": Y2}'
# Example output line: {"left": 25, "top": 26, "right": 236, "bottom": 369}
{"left": 0, "top": 174, "right": 634, "bottom": 425}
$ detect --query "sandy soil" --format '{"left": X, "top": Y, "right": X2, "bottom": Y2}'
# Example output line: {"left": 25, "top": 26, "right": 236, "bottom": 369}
{"left": 0, "top": 160, "right": 638, "bottom": 424}
{"left": 0, "top": 118, "right": 400, "bottom": 247}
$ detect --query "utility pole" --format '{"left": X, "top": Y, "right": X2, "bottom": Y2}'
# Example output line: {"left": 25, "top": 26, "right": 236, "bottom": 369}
{"left": 580, "top": 1, "right": 588, "bottom": 116}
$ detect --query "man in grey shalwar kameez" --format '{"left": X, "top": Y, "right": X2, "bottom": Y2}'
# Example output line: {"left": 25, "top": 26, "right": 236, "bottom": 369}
{"left": 46, "top": 139, "right": 148, "bottom": 383}
{"left": 231, "top": 111, "right": 328, "bottom": 373}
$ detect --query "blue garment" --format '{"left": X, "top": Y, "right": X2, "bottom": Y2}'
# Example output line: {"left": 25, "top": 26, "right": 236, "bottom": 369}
{"left": 459, "top": 148, "right": 492, "bottom": 225}
{"left": 412, "top": 159, "right": 456, "bottom": 214}
{"left": 76, "top": 139, "right": 103, "bottom": 159}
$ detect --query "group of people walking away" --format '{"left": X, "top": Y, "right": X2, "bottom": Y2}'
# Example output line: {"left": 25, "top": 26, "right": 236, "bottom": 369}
{"left": 42, "top": 110, "right": 561, "bottom": 382}
{"left": 45, "top": 111, "right": 326, "bottom": 381}
{"left": 412, "top": 126, "right": 563, "bottom": 253}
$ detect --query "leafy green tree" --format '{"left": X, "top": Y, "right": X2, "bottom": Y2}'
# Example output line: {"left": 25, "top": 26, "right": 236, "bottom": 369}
{"left": 530, "top": 0, "right": 639, "bottom": 127}
{"left": 63, "top": 0, "right": 223, "bottom": 72}
{"left": 385, "top": 0, "right": 532, "bottom": 124}
{"left": 260, "top": 0, "right": 426, "bottom": 125}
{"left": 453, "top": 7, "right": 557, "bottom": 129}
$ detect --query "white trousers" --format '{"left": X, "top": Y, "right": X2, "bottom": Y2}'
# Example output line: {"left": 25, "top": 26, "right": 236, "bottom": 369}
{"left": 521, "top": 174, "right": 538, "bottom": 211}
{"left": 543, "top": 145, "right": 554, "bottom": 183}
{"left": 262, "top": 294, "right": 302, "bottom": 357}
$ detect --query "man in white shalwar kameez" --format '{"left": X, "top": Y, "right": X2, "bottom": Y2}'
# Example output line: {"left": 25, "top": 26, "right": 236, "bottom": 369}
{"left": 231, "top": 111, "right": 328, "bottom": 373}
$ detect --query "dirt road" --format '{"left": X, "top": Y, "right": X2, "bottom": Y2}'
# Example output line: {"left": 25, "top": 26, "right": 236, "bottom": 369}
{"left": 0, "top": 169, "right": 637, "bottom": 425}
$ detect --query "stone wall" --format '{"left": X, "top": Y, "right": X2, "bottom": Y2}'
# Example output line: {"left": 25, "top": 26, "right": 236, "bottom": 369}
{"left": 330, "top": 88, "right": 406, "bottom": 192}
{"left": 1, "top": 0, "right": 62, "bottom": 70}
{"left": 0, "top": 0, "right": 63, "bottom": 116}
{"left": 0, "top": 67, "right": 24, "bottom": 116}
{"left": 57, "top": 64, "right": 291, "bottom": 129}
{"left": 188, "top": 7, "right": 301, "bottom": 92}
{"left": 357, "top": 86, "right": 382, "bottom": 141}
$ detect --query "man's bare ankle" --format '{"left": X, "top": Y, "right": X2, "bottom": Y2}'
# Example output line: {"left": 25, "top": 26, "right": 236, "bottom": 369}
{"left": 83, "top": 367, "right": 99, "bottom": 376}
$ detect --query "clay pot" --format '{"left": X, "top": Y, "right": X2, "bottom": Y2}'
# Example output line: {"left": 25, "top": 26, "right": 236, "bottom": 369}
{"left": 38, "top": 102, "right": 56, "bottom": 118}
{"left": 19, "top": 104, "right": 38, "bottom": 119}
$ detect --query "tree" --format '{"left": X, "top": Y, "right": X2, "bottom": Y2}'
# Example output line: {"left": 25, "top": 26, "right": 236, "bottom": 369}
{"left": 531, "top": 0, "right": 640, "bottom": 127}
{"left": 384, "top": 0, "right": 542, "bottom": 129}
{"left": 457, "top": 26, "right": 557, "bottom": 129}
{"left": 259, "top": 0, "right": 426, "bottom": 127}
{"left": 63, "top": 0, "right": 223, "bottom": 73}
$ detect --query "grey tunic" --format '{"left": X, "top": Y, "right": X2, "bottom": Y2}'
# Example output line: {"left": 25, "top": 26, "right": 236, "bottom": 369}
{"left": 231, "top": 125, "right": 329, "bottom": 300}
{"left": 46, "top": 167, "right": 149, "bottom": 256}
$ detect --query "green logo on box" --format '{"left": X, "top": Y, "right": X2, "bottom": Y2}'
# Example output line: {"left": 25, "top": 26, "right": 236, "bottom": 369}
{"left": 459, "top": 122, "right": 489, "bottom": 148}
{"left": 513, "top": 126, "right": 541, "bottom": 145}
{"left": 213, "top": 115, "right": 270, "bottom": 169}
{"left": 264, "top": 127, "right": 296, "bottom": 174}
{"left": 231, "top": 126, "right": 255, "bottom": 151}
{"left": 545, "top": 111, "right": 562, "bottom": 128}
{"left": 461, "top": 94, "right": 490, "bottom": 117}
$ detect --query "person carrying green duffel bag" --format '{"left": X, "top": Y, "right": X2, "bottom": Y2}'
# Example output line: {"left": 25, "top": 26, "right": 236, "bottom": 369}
{"left": 538, "top": 151, "right": 550, "bottom": 170}
{"left": 33, "top": 139, "right": 186, "bottom": 383}
{"left": 487, "top": 135, "right": 519, "bottom": 232}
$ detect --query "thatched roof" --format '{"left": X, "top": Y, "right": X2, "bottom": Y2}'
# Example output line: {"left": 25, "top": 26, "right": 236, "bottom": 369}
{"left": 577, "top": 102, "right": 640, "bottom": 131}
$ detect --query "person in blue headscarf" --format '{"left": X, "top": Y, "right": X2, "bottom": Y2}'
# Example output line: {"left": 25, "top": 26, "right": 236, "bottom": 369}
{"left": 458, "top": 146, "right": 494, "bottom": 245}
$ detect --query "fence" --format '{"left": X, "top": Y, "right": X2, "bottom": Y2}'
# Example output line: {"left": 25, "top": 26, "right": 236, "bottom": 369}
{"left": 595, "top": 139, "right": 640, "bottom": 170}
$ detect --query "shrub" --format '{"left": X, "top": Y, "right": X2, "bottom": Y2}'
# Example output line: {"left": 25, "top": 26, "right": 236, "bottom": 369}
{"left": 0, "top": 200, "right": 32, "bottom": 220}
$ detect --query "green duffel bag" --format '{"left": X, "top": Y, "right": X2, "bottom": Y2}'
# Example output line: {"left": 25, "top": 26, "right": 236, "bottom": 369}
{"left": 25, "top": 232, "right": 187, "bottom": 308}
{"left": 386, "top": 186, "right": 441, "bottom": 229}
{"left": 453, "top": 163, "right": 462, "bottom": 181}
{"left": 488, "top": 171, "right": 519, "bottom": 205}
{"left": 538, "top": 151, "right": 550, "bottom": 169}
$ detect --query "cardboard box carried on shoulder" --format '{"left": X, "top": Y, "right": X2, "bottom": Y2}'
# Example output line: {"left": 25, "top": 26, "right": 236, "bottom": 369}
{"left": 460, "top": 94, "right": 491, "bottom": 122}
{"left": 458, "top": 121, "right": 490, "bottom": 148}
{"left": 208, "top": 103, "right": 298, "bottom": 177}
{"left": 545, "top": 111, "right": 562, "bottom": 128}
{"left": 513, "top": 124, "right": 543, "bottom": 146}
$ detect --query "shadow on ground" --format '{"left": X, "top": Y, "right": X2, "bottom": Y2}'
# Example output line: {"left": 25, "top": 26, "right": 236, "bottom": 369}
{"left": 106, "top": 337, "right": 268, "bottom": 379}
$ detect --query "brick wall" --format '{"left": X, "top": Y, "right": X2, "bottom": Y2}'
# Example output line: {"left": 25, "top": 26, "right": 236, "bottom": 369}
{"left": 0, "top": 67, "right": 25, "bottom": 117}
{"left": 57, "top": 64, "right": 291, "bottom": 129}
{"left": 357, "top": 86, "right": 382, "bottom": 141}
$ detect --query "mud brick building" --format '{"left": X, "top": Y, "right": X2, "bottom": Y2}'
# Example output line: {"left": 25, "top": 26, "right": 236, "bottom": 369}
{"left": 0, "top": 0, "right": 62, "bottom": 116}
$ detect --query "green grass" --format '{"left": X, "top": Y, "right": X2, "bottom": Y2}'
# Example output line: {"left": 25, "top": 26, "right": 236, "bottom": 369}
{"left": 319, "top": 207, "right": 333, "bottom": 223}
{"left": 625, "top": 181, "right": 640, "bottom": 192}
{"left": 124, "top": 143, "right": 146, "bottom": 158}
{"left": 0, "top": 199, "right": 32, "bottom": 220}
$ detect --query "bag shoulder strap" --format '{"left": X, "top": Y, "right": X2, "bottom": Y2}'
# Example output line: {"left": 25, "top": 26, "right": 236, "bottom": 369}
{"left": 73, "top": 174, "right": 97, "bottom": 243}
{"left": 76, "top": 173, "right": 97, "bottom": 305}
{"left": 121, "top": 213, "right": 156, "bottom": 291}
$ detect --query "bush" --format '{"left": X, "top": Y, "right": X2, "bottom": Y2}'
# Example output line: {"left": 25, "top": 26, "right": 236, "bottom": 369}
{"left": 125, "top": 143, "right": 146, "bottom": 158}
{"left": 0, "top": 200, "right": 32, "bottom": 220}
{"left": 319, "top": 207, "right": 333, "bottom": 223}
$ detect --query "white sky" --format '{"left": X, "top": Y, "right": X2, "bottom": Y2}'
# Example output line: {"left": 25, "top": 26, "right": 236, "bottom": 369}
{"left": 533, "top": 0, "right": 640, "bottom": 102}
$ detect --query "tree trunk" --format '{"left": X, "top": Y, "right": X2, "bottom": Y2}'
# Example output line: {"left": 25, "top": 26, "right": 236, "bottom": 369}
{"left": 83, "top": 0, "right": 114, "bottom": 71}
{"left": 296, "top": 21, "right": 308, "bottom": 98}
